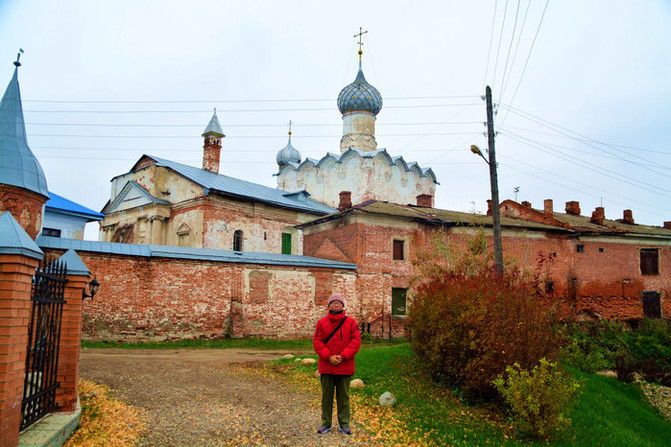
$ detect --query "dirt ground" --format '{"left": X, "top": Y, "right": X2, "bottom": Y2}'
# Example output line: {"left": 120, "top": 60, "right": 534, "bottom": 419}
{"left": 80, "top": 348, "right": 378, "bottom": 446}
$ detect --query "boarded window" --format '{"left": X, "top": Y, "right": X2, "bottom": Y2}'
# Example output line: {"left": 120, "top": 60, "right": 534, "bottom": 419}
{"left": 42, "top": 228, "right": 61, "bottom": 238}
{"left": 282, "top": 233, "right": 292, "bottom": 255}
{"left": 233, "top": 230, "right": 243, "bottom": 251}
{"left": 640, "top": 248, "right": 659, "bottom": 275}
{"left": 393, "top": 239, "right": 405, "bottom": 260}
{"left": 576, "top": 245, "right": 584, "bottom": 253}
{"left": 392, "top": 288, "right": 407, "bottom": 316}
{"left": 641, "top": 291, "right": 662, "bottom": 319}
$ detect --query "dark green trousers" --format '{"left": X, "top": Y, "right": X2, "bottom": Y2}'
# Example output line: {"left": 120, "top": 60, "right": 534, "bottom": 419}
{"left": 320, "top": 374, "right": 351, "bottom": 428}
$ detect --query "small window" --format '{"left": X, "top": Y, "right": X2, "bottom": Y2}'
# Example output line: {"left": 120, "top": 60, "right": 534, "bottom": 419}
{"left": 281, "top": 233, "right": 292, "bottom": 255}
{"left": 233, "top": 230, "right": 243, "bottom": 251}
{"left": 576, "top": 245, "right": 584, "bottom": 253}
{"left": 599, "top": 248, "right": 605, "bottom": 253}
{"left": 640, "top": 248, "right": 659, "bottom": 275}
{"left": 393, "top": 239, "right": 405, "bottom": 261}
{"left": 392, "top": 288, "right": 407, "bottom": 316}
{"left": 42, "top": 228, "right": 61, "bottom": 238}
{"left": 545, "top": 281, "right": 554, "bottom": 293}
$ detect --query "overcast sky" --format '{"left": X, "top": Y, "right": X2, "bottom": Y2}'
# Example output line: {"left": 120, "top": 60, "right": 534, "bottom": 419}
{"left": 1, "top": 0, "right": 670, "bottom": 238}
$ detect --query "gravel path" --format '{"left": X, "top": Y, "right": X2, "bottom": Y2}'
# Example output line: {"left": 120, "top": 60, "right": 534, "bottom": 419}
{"left": 80, "top": 349, "right": 377, "bottom": 446}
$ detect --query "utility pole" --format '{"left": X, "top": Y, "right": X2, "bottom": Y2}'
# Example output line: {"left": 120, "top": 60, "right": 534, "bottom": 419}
{"left": 485, "top": 85, "right": 504, "bottom": 276}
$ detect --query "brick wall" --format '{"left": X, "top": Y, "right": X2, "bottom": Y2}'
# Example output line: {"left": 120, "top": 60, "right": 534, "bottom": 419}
{"left": 40, "top": 249, "right": 357, "bottom": 342}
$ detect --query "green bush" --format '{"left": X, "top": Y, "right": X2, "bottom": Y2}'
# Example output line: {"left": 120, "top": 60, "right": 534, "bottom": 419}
{"left": 407, "top": 231, "right": 564, "bottom": 397}
{"left": 493, "top": 358, "right": 583, "bottom": 439}
{"left": 560, "top": 336, "right": 611, "bottom": 374}
{"left": 564, "top": 319, "right": 671, "bottom": 385}
{"left": 620, "top": 319, "right": 671, "bottom": 385}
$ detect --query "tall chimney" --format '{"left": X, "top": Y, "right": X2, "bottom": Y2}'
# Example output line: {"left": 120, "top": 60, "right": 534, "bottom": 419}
{"left": 663, "top": 221, "right": 671, "bottom": 229}
{"left": 590, "top": 207, "right": 605, "bottom": 225}
{"left": 487, "top": 200, "right": 493, "bottom": 216}
{"left": 622, "top": 209, "right": 635, "bottom": 225}
{"left": 416, "top": 194, "right": 433, "bottom": 208}
{"left": 565, "top": 201, "right": 581, "bottom": 216}
{"left": 338, "top": 191, "right": 352, "bottom": 211}
{"left": 201, "top": 110, "right": 225, "bottom": 173}
{"left": 544, "top": 199, "right": 554, "bottom": 218}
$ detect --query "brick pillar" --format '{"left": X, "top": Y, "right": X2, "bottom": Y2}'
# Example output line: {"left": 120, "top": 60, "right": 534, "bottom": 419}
{"left": 0, "top": 254, "right": 40, "bottom": 446}
{"left": 55, "top": 273, "right": 87, "bottom": 412}
{"left": 202, "top": 136, "right": 222, "bottom": 173}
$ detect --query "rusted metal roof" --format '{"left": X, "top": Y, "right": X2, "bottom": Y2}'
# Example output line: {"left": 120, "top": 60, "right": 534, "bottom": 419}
{"left": 299, "top": 200, "right": 565, "bottom": 232}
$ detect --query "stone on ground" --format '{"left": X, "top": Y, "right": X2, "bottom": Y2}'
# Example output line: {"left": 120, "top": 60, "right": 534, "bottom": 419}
{"left": 596, "top": 370, "right": 618, "bottom": 379}
{"left": 350, "top": 379, "right": 364, "bottom": 389}
{"left": 379, "top": 391, "right": 396, "bottom": 407}
{"left": 282, "top": 354, "right": 294, "bottom": 359}
{"left": 294, "top": 358, "right": 302, "bottom": 362}
{"left": 301, "top": 358, "right": 317, "bottom": 365}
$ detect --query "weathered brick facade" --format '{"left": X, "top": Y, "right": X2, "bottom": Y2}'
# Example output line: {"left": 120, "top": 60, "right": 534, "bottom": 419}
{"left": 0, "top": 185, "right": 46, "bottom": 240}
{"left": 300, "top": 201, "right": 671, "bottom": 335}
{"left": 39, "top": 246, "right": 357, "bottom": 342}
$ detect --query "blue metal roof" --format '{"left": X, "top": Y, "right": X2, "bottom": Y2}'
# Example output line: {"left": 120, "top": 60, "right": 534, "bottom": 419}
{"left": 0, "top": 66, "right": 49, "bottom": 198}
{"left": 36, "top": 236, "right": 357, "bottom": 270}
{"left": 0, "top": 211, "right": 43, "bottom": 259}
{"left": 139, "top": 155, "right": 336, "bottom": 215}
{"left": 58, "top": 249, "right": 90, "bottom": 275}
{"left": 46, "top": 192, "right": 104, "bottom": 221}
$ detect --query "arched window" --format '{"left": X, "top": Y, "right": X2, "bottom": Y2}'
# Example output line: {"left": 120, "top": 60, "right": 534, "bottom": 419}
{"left": 233, "top": 230, "right": 243, "bottom": 251}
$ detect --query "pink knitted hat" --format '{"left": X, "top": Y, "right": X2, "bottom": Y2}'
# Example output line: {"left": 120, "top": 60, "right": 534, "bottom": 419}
{"left": 327, "top": 294, "right": 345, "bottom": 307}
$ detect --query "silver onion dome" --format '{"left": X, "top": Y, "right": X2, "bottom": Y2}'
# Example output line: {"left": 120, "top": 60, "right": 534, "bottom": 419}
{"left": 276, "top": 135, "right": 301, "bottom": 166}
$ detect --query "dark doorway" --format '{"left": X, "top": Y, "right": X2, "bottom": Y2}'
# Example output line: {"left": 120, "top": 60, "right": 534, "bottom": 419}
{"left": 641, "top": 291, "right": 662, "bottom": 319}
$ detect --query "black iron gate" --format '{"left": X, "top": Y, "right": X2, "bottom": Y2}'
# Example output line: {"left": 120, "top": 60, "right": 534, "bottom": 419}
{"left": 20, "top": 256, "right": 67, "bottom": 430}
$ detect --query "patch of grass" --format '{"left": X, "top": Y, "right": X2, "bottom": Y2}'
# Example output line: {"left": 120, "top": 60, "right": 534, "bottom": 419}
{"left": 553, "top": 369, "right": 671, "bottom": 446}
{"left": 82, "top": 336, "right": 407, "bottom": 350}
{"left": 279, "top": 343, "right": 671, "bottom": 446}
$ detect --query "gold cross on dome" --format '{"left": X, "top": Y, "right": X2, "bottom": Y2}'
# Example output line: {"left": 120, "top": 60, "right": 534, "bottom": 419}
{"left": 288, "top": 120, "right": 292, "bottom": 136}
{"left": 354, "top": 27, "right": 368, "bottom": 60}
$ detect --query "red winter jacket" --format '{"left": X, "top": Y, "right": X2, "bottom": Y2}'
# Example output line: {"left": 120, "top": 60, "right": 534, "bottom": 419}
{"left": 313, "top": 311, "right": 361, "bottom": 376}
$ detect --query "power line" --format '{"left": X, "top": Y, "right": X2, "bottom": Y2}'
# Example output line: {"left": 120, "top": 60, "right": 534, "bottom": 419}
{"left": 499, "top": 0, "right": 532, "bottom": 104}
{"left": 28, "top": 131, "right": 482, "bottom": 139}
{"left": 497, "top": 0, "right": 522, "bottom": 104}
{"left": 491, "top": 0, "right": 511, "bottom": 91}
{"left": 483, "top": 0, "right": 499, "bottom": 89}
{"left": 501, "top": 154, "right": 666, "bottom": 214}
{"left": 25, "top": 121, "right": 482, "bottom": 128}
{"left": 502, "top": 104, "right": 669, "bottom": 172}
{"left": 23, "top": 103, "right": 480, "bottom": 114}
{"left": 502, "top": 130, "right": 671, "bottom": 199}
{"left": 497, "top": 0, "right": 550, "bottom": 128}
{"left": 499, "top": 161, "right": 670, "bottom": 220}
{"left": 23, "top": 95, "right": 480, "bottom": 104}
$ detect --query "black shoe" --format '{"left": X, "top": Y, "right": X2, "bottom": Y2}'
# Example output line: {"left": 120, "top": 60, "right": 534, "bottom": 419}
{"left": 339, "top": 427, "right": 352, "bottom": 435}
{"left": 317, "top": 426, "right": 333, "bottom": 434}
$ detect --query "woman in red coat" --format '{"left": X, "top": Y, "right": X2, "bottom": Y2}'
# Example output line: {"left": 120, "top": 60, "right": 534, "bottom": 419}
{"left": 313, "top": 294, "right": 361, "bottom": 435}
